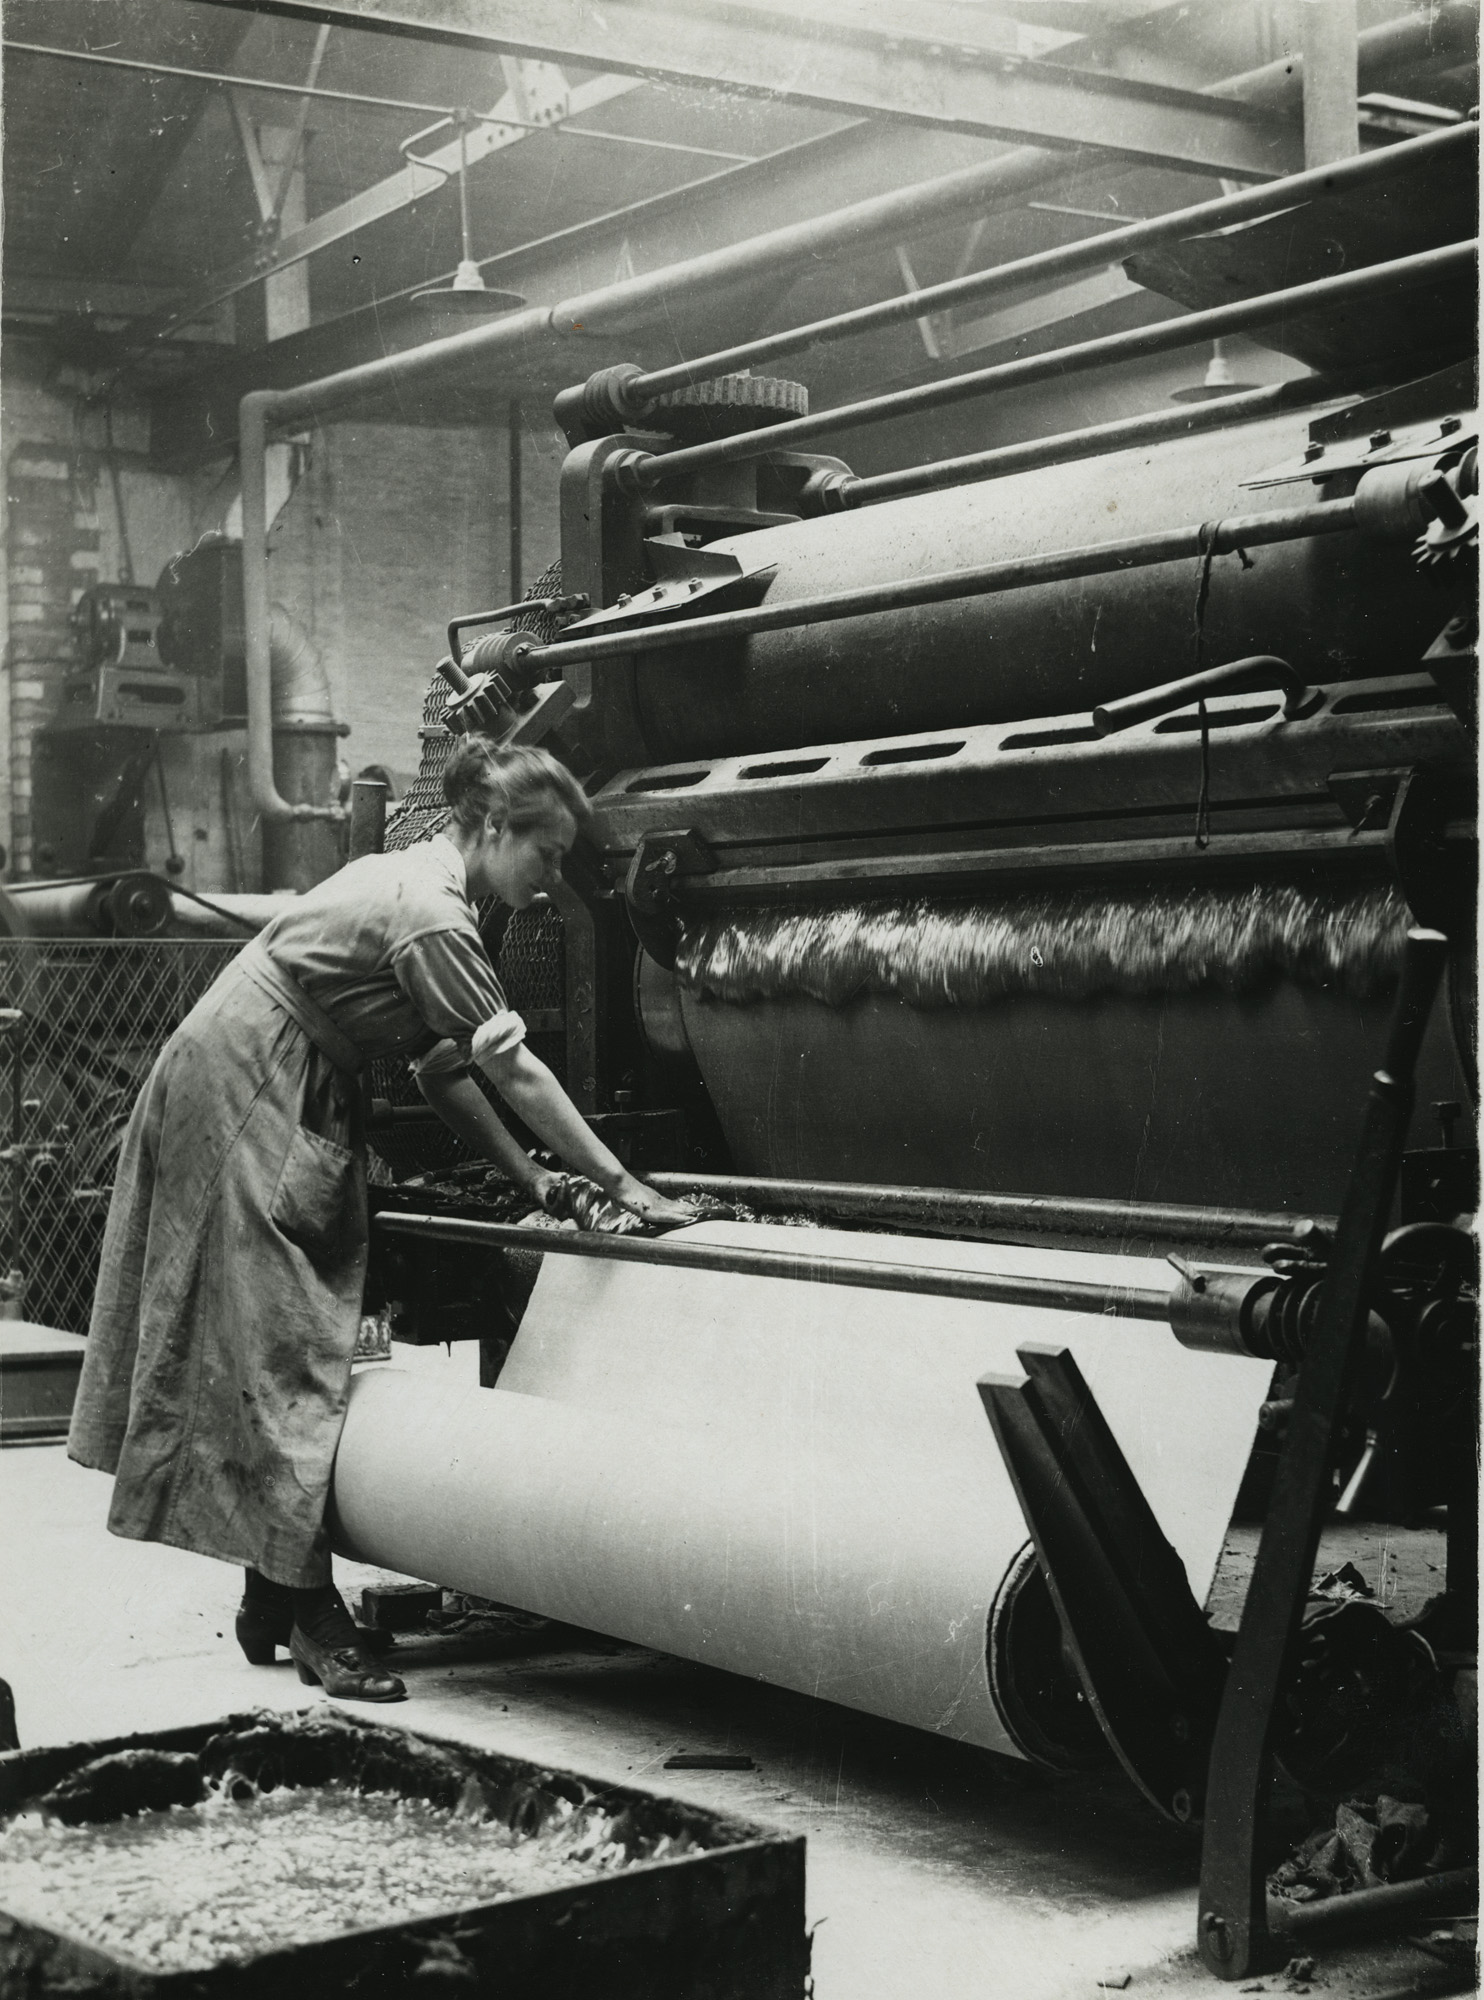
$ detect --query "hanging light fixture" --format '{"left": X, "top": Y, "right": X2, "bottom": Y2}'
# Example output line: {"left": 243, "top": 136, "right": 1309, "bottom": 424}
{"left": 1169, "top": 337, "right": 1264, "bottom": 403}
{"left": 403, "top": 111, "right": 526, "bottom": 315}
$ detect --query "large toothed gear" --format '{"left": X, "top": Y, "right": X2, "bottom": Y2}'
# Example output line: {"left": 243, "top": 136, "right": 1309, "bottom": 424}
{"left": 1415, "top": 446, "right": 1478, "bottom": 566}
{"left": 1415, "top": 513, "right": 1478, "bottom": 565}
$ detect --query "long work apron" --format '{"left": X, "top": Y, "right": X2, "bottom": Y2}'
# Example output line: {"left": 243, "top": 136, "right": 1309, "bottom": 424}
{"left": 69, "top": 941, "right": 370, "bottom": 1587}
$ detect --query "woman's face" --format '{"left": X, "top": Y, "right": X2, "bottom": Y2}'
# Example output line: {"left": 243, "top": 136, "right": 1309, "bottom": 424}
{"left": 477, "top": 805, "right": 578, "bottom": 908}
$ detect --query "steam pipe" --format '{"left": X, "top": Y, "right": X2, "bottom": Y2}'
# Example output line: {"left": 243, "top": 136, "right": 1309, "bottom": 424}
{"left": 242, "top": 393, "right": 323, "bottom": 828}
{"left": 247, "top": 157, "right": 1111, "bottom": 442}
{"left": 492, "top": 495, "right": 1378, "bottom": 673}
{"left": 619, "top": 121, "right": 1474, "bottom": 405}
{"left": 628, "top": 239, "right": 1478, "bottom": 486}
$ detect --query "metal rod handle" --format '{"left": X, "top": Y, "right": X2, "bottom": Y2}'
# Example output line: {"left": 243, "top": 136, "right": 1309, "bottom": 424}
{"left": 1092, "top": 656, "right": 1319, "bottom": 736}
{"left": 374, "top": 1209, "right": 1176, "bottom": 1321}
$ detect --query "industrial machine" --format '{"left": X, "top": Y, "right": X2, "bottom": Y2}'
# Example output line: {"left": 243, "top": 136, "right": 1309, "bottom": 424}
{"left": 32, "top": 538, "right": 344, "bottom": 886}
{"left": 329, "top": 123, "right": 1479, "bottom": 1983}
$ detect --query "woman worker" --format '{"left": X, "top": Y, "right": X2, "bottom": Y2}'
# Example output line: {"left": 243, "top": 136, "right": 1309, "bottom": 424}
{"left": 69, "top": 738, "right": 695, "bottom": 1703}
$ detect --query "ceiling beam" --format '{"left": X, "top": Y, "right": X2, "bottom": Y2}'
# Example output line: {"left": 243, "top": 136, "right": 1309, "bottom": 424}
{"left": 148, "top": 121, "right": 1007, "bottom": 462}
{"left": 1, "top": 273, "right": 232, "bottom": 341}
{"left": 189, "top": 0, "right": 1301, "bottom": 179}
{"left": 35, "top": 8, "right": 256, "bottom": 271}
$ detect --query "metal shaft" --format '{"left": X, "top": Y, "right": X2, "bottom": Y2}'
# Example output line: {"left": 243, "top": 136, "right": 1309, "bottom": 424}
{"left": 634, "top": 239, "right": 1476, "bottom": 487}
{"left": 626, "top": 120, "right": 1474, "bottom": 401}
{"left": 643, "top": 1173, "right": 1331, "bottom": 1252}
{"left": 841, "top": 379, "right": 1332, "bottom": 508}
{"left": 375, "top": 1210, "right": 1175, "bottom": 1320}
{"left": 516, "top": 496, "right": 1361, "bottom": 671}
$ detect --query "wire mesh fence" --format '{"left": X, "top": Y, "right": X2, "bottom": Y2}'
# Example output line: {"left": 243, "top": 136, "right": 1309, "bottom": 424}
{"left": 0, "top": 907, "right": 568, "bottom": 1325}
{"left": 0, "top": 940, "right": 245, "bottom": 1332}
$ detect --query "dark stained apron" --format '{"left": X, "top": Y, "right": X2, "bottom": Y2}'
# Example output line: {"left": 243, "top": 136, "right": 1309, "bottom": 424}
{"left": 69, "top": 940, "right": 370, "bottom": 1587}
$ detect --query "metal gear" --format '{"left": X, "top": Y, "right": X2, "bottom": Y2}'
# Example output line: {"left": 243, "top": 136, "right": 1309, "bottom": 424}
{"left": 1415, "top": 447, "right": 1478, "bottom": 566}
{"left": 1415, "top": 515, "right": 1478, "bottom": 565}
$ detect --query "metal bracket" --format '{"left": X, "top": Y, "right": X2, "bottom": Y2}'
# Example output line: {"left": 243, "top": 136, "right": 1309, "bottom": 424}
{"left": 624, "top": 826, "right": 715, "bottom": 970}
{"left": 560, "top": 551, "right": 774, "bottom": 636}
{"left": 1423, "top": 613, "right": 1477, "bottom": 734}
{"left": 1384, "top": 765, "right": 1475, "bottom": 933}
{"left": 1326, "top": 764, "right": 1476, "bottom": 931}
{"left": 1327, "top": 766, "right": 1407, "bottom": 834}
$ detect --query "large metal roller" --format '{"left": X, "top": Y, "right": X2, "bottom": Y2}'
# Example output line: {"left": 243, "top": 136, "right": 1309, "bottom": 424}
{"left": 621, "top": 408, "right": 1453, "bottom": 763}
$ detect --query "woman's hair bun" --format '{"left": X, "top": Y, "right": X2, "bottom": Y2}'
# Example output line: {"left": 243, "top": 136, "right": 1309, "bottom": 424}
{"left": 442, "top": 737, "right": 593, "bottom": 834}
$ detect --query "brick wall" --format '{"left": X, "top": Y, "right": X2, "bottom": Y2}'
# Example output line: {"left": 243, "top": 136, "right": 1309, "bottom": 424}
{"left": 4, "top": 448, "right": 100, "bottom": 876}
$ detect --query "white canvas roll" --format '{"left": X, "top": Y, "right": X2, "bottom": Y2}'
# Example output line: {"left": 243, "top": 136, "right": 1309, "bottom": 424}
{"left": 333, "top": 1224, "right": 1270, "bottom": 1757}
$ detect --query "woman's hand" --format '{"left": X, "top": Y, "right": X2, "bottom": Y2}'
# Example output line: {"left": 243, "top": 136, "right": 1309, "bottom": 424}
{"left": 610, "top": 1174, "right": 700, "bottom": 1231}
{"left": 527, "top": 1168, "right": 569, "bottom": 1215}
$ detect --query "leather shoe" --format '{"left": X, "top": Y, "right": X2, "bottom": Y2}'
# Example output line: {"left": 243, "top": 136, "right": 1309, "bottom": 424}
{"left": 236, "top": 1594, "right": 396, "bottom": 1667}
{"left": 290, "top": 1622, "right": 406, "bottom": 1702}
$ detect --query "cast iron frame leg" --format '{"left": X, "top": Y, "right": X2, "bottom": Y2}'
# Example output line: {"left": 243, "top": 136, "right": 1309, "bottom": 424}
{"left": 1196, "top": 928, "right": 1451, "bottom": 1980}
{"left": 979, "top": 1344, "right": 1227, "bottom": 1821}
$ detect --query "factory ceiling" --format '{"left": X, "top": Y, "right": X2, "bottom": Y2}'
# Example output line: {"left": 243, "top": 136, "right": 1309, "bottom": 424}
{"left": 1, "top": 0, "right": 1476, "bottom": 466}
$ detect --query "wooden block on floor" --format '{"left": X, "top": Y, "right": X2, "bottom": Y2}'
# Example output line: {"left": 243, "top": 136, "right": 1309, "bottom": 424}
{"left": 0, "top": 1321, "right": 86, "bottom": 1444}
{"left": 357, "top": 1582, "right": 443, "bottom": 1629}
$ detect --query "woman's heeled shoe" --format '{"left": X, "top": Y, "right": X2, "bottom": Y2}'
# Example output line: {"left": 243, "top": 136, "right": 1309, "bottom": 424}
{"left": 236, "top": 1600, "right": 397, "bottom": 1667}
{"left": 289, "top": 1622, "right": 406, "bottom": 1702}
{"left": 235, "top": 1602, "right": 289, "bottom": 1666}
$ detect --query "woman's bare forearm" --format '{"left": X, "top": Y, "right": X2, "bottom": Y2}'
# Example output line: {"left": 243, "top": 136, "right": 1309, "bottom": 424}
{"left": 487, "top": 1049, "right": 632, "bottom": 1194}
{"left": 416, "top": 1070, "right": 545, "bottom": 1191}
{"left": 478, "top": 1048, "right": 700, "bottom": 1227}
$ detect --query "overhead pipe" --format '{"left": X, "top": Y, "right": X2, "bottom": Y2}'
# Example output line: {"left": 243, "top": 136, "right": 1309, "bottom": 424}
{"left": 620, "top": 238, "right": 1478, "bottom": 487}
{"left": 591, "top": 119, "right": 1475, "bottom": 414}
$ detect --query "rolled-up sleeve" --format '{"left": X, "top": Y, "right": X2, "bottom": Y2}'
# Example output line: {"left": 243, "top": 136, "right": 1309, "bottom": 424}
{"left": 393, "top": 927, "right": 526, "bottom": 1080}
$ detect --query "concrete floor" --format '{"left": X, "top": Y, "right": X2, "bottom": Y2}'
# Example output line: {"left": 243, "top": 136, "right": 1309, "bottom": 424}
{"left": 1, "top": 1345, "right": 1471, "bottom": 2000}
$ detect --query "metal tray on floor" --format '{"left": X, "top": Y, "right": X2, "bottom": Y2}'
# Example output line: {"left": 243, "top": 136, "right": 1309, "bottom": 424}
{"left": 0, "top": 1707, "right": 806, "bottom": 1997}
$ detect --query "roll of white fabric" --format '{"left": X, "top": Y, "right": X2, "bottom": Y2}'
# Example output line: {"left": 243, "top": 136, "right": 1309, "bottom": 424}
{"left": 332, "top": 1223, "right": 1270, "bottom": 1756}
